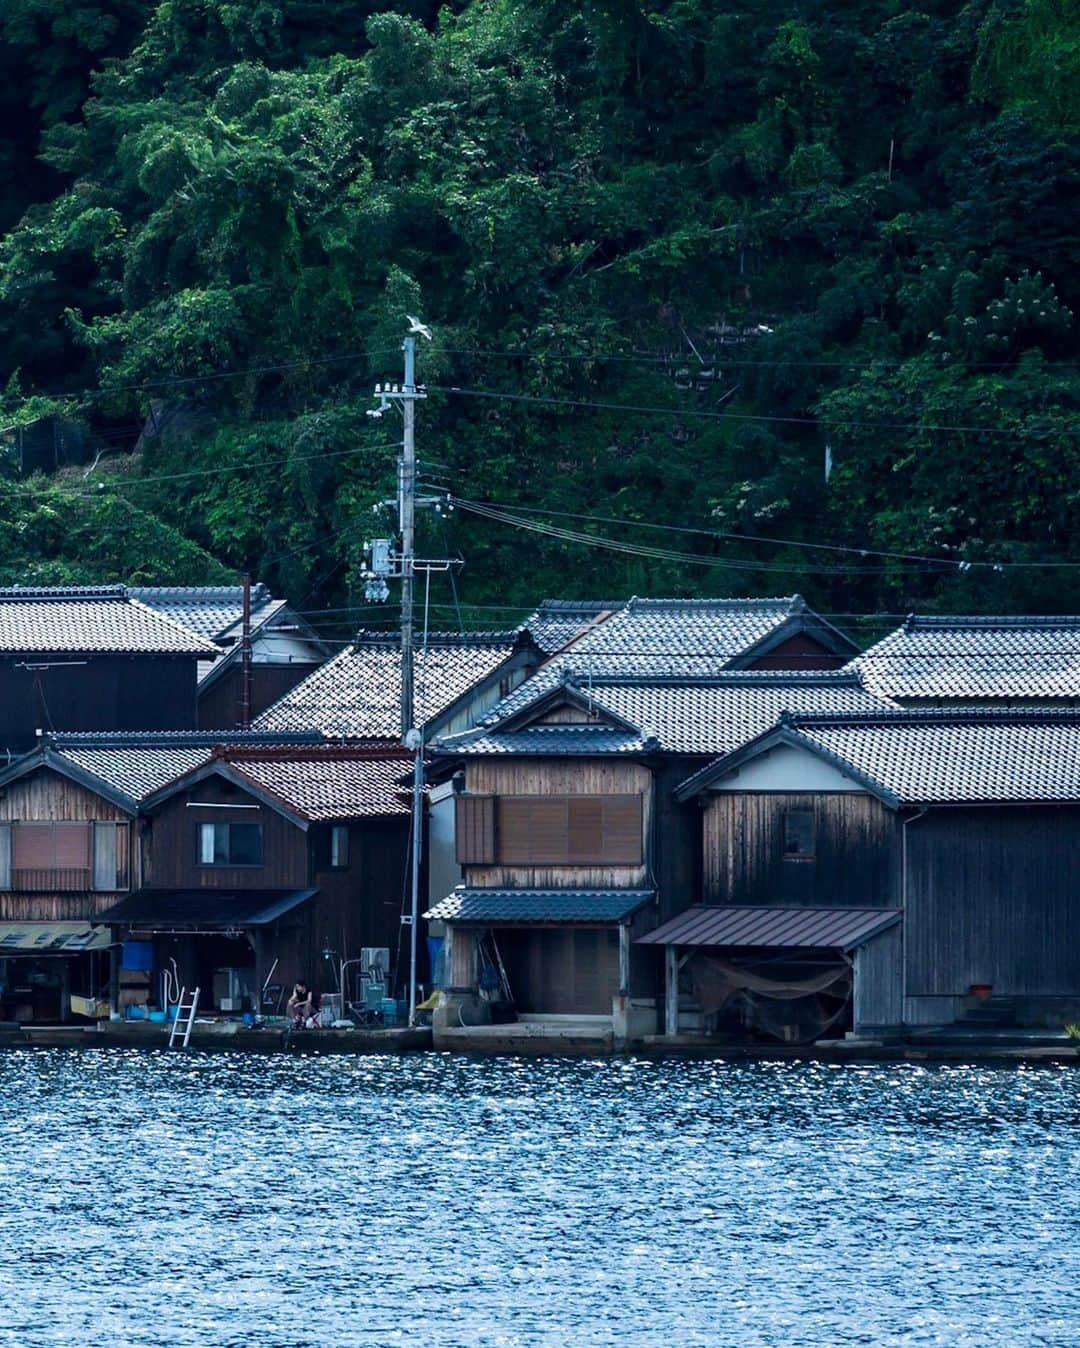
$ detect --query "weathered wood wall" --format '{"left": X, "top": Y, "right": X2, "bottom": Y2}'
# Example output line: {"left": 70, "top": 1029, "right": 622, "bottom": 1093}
{"left": 0, "top": 770, "right": 128, "bottom": 822}
{"left": 144, "top": 776, "right": 309, "bottom": 890}
{"left": 464, "top": 758, "right": 652, "bottom": 889}
{"left": 496, "top": 926, "right": 620, "bottom": 1014}
{"left": 197, "top": 662, "right": 317, "bottom": 730}
{"left": 702, "top": 791, "right": 900, "bottom": 906}
{"left": 0, "top": 655, "right": 198, "bottom": 751}
{"left": 745, "top": 633, "right": 846, "bottom": 671}
{"left": 906, "top": 805, "right": 1080, "bottom": 998}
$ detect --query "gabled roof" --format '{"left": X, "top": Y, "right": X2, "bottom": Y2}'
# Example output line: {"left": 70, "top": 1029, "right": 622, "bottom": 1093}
{"left": 521, "top": 600, "right": 622, "bottom": 654}
{"left": 142, "top": 743, "right": 413, "bottom": 822}
{"left": 252, "top": 630, "right": 533, "bottom": 738}
{"left": 485, "top": 595, "right": 857, "bottom": 718}
{"left": 0, "top": 586, "right": 217, "bottom": 655}
{"left": 850, "top": 614, "right": 1080, "bottom": 701}
{"left": 677, "top": 708, "right": 1080, "bottom": 807}
{"left": 0, "top": 730, "right": 326, "bottom": 809}
{"left": 424, "top": 887, "right": 654, "bottom": 924}
{"left": 128, "top": 584, "right": 283, "bottom": 643}
{"left": 434, "top": 671, "right": 892, "bottom": 759}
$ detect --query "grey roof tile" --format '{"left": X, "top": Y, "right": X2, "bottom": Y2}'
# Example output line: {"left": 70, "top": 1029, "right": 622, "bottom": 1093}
{"left": 850, "top": 614, "right": 1080, "bottom": 701}
{"left": 253, "top": 631, "right": 521, "bottom": 737}
{"left": 638, "top": 905, "right": 901, "bottom": 950}
{"left": 56, "top": 745, "right": 214, "bottom": 801}
{"left": 222, "top": 746, "right": 412, "bottom": 819}
{"left": 488, "top": 596, "right": 848, "bottom": 718}
{"left": 0, "top": 586, "right": 218, "bottom": 654}
{"left": 787, "top": 709, "right": 1080, "bottom": 804}
{"left": 129, "top": 584, "right": 282, "bottom": 643}
{"left": 424, "top": 887, "right": 654, "bottom": 923}
{"left": 438, "top": 672, "right": 892, "bottom": 758}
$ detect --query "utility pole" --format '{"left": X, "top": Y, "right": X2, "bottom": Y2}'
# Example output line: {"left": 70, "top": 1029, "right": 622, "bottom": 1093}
{"left": 366, "top": 322, "right": 457, "bottom": 1028}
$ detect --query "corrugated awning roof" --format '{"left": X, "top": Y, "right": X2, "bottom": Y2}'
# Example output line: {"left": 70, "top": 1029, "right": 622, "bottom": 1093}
{"left": 99, "top": 889, "right": 316, "bottom": 929}
{"left": 0, "top": 921, "right": 111, "bottom": 953}
{"left": 638, "top": 905, "right": 901, "bottom": 950}
{"left": 425, "top": 887, "right": 654, "bottom": 924}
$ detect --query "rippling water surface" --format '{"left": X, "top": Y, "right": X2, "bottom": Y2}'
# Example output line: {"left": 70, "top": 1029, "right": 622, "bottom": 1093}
{"left": 0, "top": 1051, "right": 1078, "bottom": 1346}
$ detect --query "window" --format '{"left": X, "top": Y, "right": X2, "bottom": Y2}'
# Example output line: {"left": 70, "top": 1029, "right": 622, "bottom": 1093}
{"left": 330, "top": 825, "right": 349, "bottom": 869}
{"left": 197, "top": 822, "right": 263, "bottom": 867}
{"left": 782, "top": 810, "right": 815, "bottom": 860}
{"left": 496, "top": 795, "right": 643, "bottom": 866}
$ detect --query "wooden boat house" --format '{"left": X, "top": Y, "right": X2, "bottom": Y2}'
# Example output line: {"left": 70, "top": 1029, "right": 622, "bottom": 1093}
{"left": 661, "top": 708, "right": 1080, "bottom": 1040}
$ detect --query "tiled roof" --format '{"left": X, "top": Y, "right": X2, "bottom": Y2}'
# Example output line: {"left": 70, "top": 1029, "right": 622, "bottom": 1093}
{"left": 0, "top": 586, "right": 217, "bottom": 654}
{"left": 253, "top": 631, "right": 522, "bottom": 737}
{"left": 789, "top": 709, "right": 1080, "bottom": 804}
{"left": 54, "top": 745, "right": 215, "bottom": 802}
{"left": 129, "top": 584, "right": 282, "bottom": 643}
{"left": 488, "top": 595, "right": 851, "bottom": 717}
{"left": 521, "top": 600, "right": 621, "bottom": 654}
{"left": 850, "top": 614, "right": 1080, "bottom": 701}
{"left": 638, "top": 905, "right": 901, "bottom": 950}
{"left": 219, "top": 745, "right": 412, "bottom": 820}
{"left": 99, "top": 888, "right": 316, "bottom": 928}
{"left": 437, "top": 673, "right": 892, "bottom": 758}
{"left": 424, "top": 887, "right": 654, "bottom": 923}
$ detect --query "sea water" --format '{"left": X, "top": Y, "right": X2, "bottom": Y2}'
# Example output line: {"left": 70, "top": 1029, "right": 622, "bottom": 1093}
{"left": 0, "top": 1050, "right": 1077, "bottom": 1346}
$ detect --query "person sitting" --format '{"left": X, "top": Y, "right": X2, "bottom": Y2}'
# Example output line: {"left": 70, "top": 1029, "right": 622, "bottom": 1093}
{"left": 286, "top": 980, "right": 321, "bottom": 1029}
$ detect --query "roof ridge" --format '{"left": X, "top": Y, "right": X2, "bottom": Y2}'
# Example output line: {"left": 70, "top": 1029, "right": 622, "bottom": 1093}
{"left": 0, "top": 584, "right": 128, "bottom": 601}
{"left": 563, "top": 670, "right": 866, "bottom": 688}
{"left": 786, "top": 707, "right": 1080, "bottom": 727}
{"left": 352, "top": 629, "right": 519, "bottom": 648}
{"left": 903, "top": 613, "right": 1080, "bottom": 630}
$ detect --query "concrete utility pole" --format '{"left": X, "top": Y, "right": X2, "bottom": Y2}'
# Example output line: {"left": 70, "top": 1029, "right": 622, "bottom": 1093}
{"left": 366, "top": 326, "right": 450, "bottom": 1028}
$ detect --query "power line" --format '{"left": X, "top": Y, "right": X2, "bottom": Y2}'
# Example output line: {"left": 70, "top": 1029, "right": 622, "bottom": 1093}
{"left": 84, "top": 439, "right": 402, "bottom": 489}
{"left": 430, "top": 383, "right": 1080, "bottom": 438}
{"left": 448, "top": 496, "right": 1080, "bottom": 572}
{"left": 442, "top": 346, "right": 1080, "bottom": 371}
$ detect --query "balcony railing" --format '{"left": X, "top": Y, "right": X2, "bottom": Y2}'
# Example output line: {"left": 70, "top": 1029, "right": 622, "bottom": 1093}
{"left": 11, "top": 868, "right": 92, "bottom": 892}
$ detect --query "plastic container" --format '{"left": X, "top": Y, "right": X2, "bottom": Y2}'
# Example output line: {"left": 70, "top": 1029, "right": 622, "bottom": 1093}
{"left": 126, "top": 1005, "right": 146, "bottom": 1022}
{"left": 147, "top": 1010, "right": 166, "bottom": 1024}
{"left": 381, "top": 997, "right": 398, "bottom": 1026}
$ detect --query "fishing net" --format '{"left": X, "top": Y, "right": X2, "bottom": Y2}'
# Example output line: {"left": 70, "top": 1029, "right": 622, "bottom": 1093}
{"left": 688, "top": 952, "right": 852, "bottom": 1044}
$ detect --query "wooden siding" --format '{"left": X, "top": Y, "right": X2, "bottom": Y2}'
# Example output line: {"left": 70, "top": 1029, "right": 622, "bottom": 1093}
{"left": 906, "top": 805, "right": 1080, "bottom": 998}
{"left": 0, "top": 770, "right": 128, "bottom": 822}
{"left": 197, "top": 662, "right": 317, "bottom": 731}
{"left": 144, "top": 775, "right": 309, "bottom": 890}
{"left": 746, "top": 632, "right": 846, "bottom": 671}
{"left": 703, "top": 792, "right": 899, "bottom": 907}
{"left": 496, "top": 927, "right": 620, "bottom": 1015}
{"left": 464, "top": 759, "right": 652, "bottom": 890}
{"left": 455, "top": 795, "right": 496, "bottom": 864}
{"left": 0, "top": 655, "right": 197, "bottom": 752}
{"left": 496, "top": 795, "right": 642, "bottom": 865}
{"left": 0, "top": 892, "right": 120, "bottom": 922}
{"left": 853, "top": 923, "right": 903, "bottom": 1030}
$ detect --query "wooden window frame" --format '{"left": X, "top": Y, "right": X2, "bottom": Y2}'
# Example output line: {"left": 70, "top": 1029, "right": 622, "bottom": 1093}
{"left": 329, "top": 825, "right": 349, "bottom": 870}
{"left": 781, "top": 808, "right": 816, "bottom": 862}
{"left": 196, "top": 821, "right": 264, "bottom": 869}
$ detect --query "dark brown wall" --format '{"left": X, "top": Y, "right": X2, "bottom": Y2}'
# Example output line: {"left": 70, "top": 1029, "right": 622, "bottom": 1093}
{"left": 906, "top": 805, "right": 1080, "bottom": 997}
{"left": 497, "top": 927, "right": 620, "bottom": 1014}
{"left": 144, "top": 776, "right": 309, "bottom": 890}
{"left": 703, "top": 792, "right": 900, "bottom": 907}
{"left": 197, "top": 663, "right": 319, "bottom": 731}
{"left": 747, "top": 633, "right": 846, "bottom": 671}
{"left": 0, "top": 655, "right": 198, "bottom": 751}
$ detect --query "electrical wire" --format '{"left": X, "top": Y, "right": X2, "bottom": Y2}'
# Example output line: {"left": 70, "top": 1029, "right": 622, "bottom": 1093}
{"left": 85, "top": 438, "right": 402, "bottom": 489}
{"left": 430, "top": 383, "right": 1080, "bottom": 439}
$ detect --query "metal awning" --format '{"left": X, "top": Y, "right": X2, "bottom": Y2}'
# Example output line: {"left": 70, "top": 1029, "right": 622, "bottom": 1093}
{"left": 0, "top": 922, "right": 111, "bottom": 954}
{"left": 97, "top": 889, "right": 317, "bottom": 930}
{"left": 638, "top": 905, "right": 901, "bottom": 952}
{"left": 424, "top": 887, "right": 655, "bottom": 924}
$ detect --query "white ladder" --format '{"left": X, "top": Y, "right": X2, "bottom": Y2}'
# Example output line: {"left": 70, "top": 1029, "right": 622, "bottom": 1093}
{"left": 168, "top": 986, "right": 200, "bottom": 1049}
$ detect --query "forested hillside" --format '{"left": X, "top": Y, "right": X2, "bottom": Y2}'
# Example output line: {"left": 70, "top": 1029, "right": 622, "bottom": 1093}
{"left": 0, "top": 0, "right": 1077, "bottom": 639}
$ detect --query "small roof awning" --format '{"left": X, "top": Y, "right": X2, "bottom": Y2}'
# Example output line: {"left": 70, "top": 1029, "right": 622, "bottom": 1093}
{"left": 425, "top": 887, "right": 654, "bottom": 925}
{"left": 638, "top": 905, "right": 901, "bottom": 952}
{"left": 0, "top": 922, "right": 111, "bottom": 954}
{"left": 98, "top": 889, "right": 317, "bottom": 930}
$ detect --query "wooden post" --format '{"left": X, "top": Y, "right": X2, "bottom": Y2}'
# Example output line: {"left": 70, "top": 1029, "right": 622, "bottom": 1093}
{"left": 665, "top": 945, "right": 679, "bottom": 1036}
{"left": 618, "top": 923, "right": 630, "bottom": 997}
{"left": 108, "top": 943, "right": 120, "bottom": 1019}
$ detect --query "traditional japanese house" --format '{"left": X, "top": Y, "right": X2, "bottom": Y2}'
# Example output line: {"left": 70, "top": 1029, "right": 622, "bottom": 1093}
{"left": 130, "top": 584, "right": 328, "bottom": 729}
{"left": 425, "top": 668, "right": 889, "bottom": 1042}
{"left": 850, "top": 614, "right": 1080, "bottom": 706}
{"left": 0, "top": 736, "right": 213, "bottom": 1022}
{"left": 659, "top": 708, "right": 1080, "bottom": 1042}
{"left": 0, "top": 586, "right": 219, "bottom": 751}
{"left": 101, "top": 743, "right": 412, "bottom": 1015}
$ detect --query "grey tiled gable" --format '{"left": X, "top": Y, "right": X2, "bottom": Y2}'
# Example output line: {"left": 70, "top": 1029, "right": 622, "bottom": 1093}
{"left": 437, "top": 672, "right": 893, "bottom": 758}
{"left": 488, "top": 595, "right": 854, "bottom": 719}
{"left": 129, "top": 584, "right": 283, "bottom": 643}
{"left": 253, "top": 631, "right": 523, "bottom": 737}
{"left": 425, "top": 887, "right": 655, "bottom": 923}
{"left": 692, "top": 709, "right": 1080, "bottom": 805}
{"left": 850, "top": 614, "right": 1080, "bottom": 701}
{"left": 0, "top": 586, "right": 218, "bottom": 654}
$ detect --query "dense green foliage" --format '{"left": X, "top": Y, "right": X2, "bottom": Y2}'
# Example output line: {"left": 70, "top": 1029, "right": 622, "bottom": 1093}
{"left": 0, "top": 0, "right": 1078, "bottom": 636}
